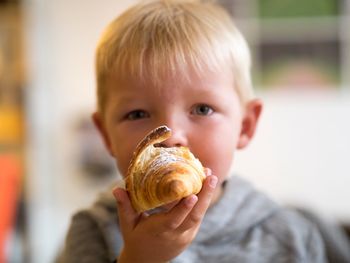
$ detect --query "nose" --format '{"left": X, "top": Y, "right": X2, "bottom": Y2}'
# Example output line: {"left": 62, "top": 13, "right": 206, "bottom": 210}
{"left": 155, "top": 124, "right": 188, "bottom": 148}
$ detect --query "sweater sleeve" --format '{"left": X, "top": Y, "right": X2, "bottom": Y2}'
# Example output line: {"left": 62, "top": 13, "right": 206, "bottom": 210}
{"left": 59, "top": 211, "right": 112, "bottom": 263}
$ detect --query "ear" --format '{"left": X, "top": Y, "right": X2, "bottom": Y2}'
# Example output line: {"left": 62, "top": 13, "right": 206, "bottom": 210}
{"left": 92, "top": 112, "right": 114, "bottom": 156}
{"left": 237, "top": 99, "right": 263, "bottom": 149}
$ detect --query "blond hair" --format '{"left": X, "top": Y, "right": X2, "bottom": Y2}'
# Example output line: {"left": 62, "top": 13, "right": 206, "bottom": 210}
{"left": 95, "top": 0, "right": 254, "bottom": 112}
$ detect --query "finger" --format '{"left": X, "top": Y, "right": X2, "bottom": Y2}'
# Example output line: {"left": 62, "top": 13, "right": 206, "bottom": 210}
{"left": 159, "top": 194, "right": 198, "bottom": 231}
{"left": 204, "top": 167, "right": 212, "bottom": 176}
{"left": 113, "top": 188, "right": 139, "bottom": 232}
{"left": 158, "top": 199, "right": 181, "bottom": 213}
{"left": 179, "top": 175, "right": 218, "bottom": 231}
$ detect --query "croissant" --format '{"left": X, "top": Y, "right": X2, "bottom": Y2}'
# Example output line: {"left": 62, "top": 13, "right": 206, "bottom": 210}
{"left": 125, "top": 126, "right": 206, "bottom": 212}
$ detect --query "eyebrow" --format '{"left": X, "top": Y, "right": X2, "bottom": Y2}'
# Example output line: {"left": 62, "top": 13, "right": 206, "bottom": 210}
{"left": 111, "top": 97, "right": 134, "bottom": 109}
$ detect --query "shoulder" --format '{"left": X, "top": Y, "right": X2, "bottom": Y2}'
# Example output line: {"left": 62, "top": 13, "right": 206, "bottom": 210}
{"left": 263, "top": 208, "right": 320, "bottom": 239}
{"left": 261, "top": 207, "right": 326, "bottom": 262}
{"left": 60, "top": 210, "right": 112, "bottom": 263}
{"left": 60, "top": 188, "right": 122, "bottom": 263}
{"left": 67, "top": 187, "right": 119, "bottom": 236}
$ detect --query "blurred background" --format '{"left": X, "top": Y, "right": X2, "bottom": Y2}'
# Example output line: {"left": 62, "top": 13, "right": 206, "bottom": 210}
{"left": 0, "top": 0, "right": 349, "bottom": 262}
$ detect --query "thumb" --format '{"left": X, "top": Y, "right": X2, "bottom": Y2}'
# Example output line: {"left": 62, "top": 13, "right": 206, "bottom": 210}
{"left": 113, "top": 188, "right": 139, "bottom": 232}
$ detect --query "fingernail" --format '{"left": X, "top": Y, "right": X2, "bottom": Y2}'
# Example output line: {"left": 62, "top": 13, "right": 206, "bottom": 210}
{"left": 185, "top": 195, "right": 198, "bottom": 207}
{"left": 204, "top": 167, "right": 212, "bottom": 176}
{"left": 209, "top": 176, "right": 218, "bottom": 188}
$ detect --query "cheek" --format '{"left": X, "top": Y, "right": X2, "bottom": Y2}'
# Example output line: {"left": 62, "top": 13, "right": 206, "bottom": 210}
{"left": 114, "top": 151, "right": 131, "bottom": 178}
{"left": 112, "top": 124, "right": 165, "bottom": 177}
{"left": 109, "top": 131, "right": 143, "bottom": 178}
{"left": 194, "top": 125, "right": 240, "bottom": 181}
{"left": 206, "top": 139, "right": 236, "bottom": 181}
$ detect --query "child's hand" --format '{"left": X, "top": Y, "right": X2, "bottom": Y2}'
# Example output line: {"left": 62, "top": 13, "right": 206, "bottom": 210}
{"left": 113, "top": 171, "right": 218, "bottom": 263}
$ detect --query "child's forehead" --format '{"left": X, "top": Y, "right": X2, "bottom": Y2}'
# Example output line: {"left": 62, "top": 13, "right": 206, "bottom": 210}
{"left": 107, "top": 64, "right": 234, "bottom": 92}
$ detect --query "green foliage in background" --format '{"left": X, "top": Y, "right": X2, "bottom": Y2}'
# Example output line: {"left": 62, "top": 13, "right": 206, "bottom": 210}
{"left": 259, "top": 0, "right": 339, "bottom": 18}
{"left": 257, "top": 58, "right": 339, "bottom": 89}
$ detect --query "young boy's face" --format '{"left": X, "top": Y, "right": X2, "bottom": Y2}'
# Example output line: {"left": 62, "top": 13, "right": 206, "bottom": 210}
{"left": 94, "top": 66, "right": 261, "bottom": 195}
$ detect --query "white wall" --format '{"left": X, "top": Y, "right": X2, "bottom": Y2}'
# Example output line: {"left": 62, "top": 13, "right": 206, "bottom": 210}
{"left": 24, "top": 1, "right": 138, "bottom": 262}
{"left": 235, "top": 90, "right": 350, "bottom": 220}
{"left": 23, "top": 1, "right": 350, "bottom": 262}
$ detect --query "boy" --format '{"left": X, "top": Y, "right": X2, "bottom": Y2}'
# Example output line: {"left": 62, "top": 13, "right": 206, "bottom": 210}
{"left": 60, "top": 0, "right": 336, "bottom": 262}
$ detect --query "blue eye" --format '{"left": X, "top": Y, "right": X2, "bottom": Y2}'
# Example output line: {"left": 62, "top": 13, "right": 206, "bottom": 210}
{"left": 125, "top": 110, "right": 149, "bottom": 120}
{"left": 192, "top": 104, "right": 214, "bottom": 116}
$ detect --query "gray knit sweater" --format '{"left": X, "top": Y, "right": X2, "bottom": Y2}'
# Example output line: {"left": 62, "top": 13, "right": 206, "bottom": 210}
{"left": 58, "top": 176, "right": 348, "bottom": 263}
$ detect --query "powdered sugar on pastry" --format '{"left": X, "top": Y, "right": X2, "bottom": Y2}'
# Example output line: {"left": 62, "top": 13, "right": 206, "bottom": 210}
{"left": 125, "top": 126, "right": 206, "bottom": 212}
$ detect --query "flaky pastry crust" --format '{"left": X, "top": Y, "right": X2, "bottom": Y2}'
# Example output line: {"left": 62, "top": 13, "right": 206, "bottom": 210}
{"left": 125, "top": 126, "right": 206, "bottom": 212}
